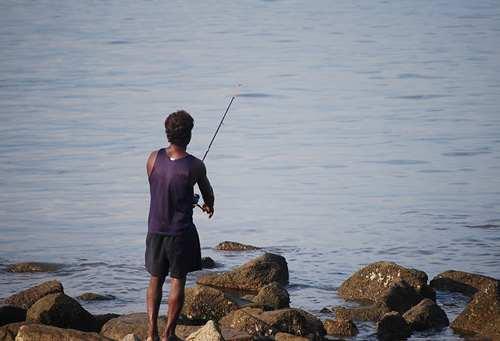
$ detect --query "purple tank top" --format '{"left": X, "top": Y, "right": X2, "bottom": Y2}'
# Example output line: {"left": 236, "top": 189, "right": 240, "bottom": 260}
{"left": 148, "top": 148, "right": 214, "bottom": 235}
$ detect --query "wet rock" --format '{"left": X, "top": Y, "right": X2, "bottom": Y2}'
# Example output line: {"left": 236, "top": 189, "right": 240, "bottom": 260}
{"left": 197, "top": 253, "right": 288, "bottom": 291}
{"left": 323, "top": 319, "right": 358, "bottom": 337}
{"left": 338, "top": 261, "right": 430, "bottom": 302}
{"left": 202, "top": 256, "right": 217, "bottom": 269}
{"left": 14, "top": 323, "right": 111, "bottom": 340}
{"left": 0, "top": 305, "right": 26, "bottom": 327}
{"left": 3, "top": 280, "right": 64, "bottom": 310}
{"left": 185, "top": 320, "right": 224, "bottom": 341}
{"left": 274, "top": 332, "right": 310, "bottom": 340}
{"left": 451, "top": 280, "right": 500, "bottom": 340}
{"left": 430, "top": 270, "right": 498, "bottom": 297}
{"left": 77, "top": 293, "right": 116, "bottom": 301}
{"left": 220, "top": 307, "right": 325, "bottom": 338}
{"left": 182, "top": 285, "right": 239, "bottom": 322}
{"left": 252, "top": 282, "right": 290, "bottom": 309}
{"left": 0, "top": 322, "right": 31, "bottom": 341}
{"left": 26, "top": 292, "right": 97, "bottom": 332}
{"left": 6, "top": 262, "right": 62, "bottom": 273}
{"left": 376, "top": 311, "right": 411, "bottom": 341}
{"left": 334, "top": 303, "right": 389, "bottom": 322}
{"left": 215, "top": 241, "right": 260, "bottom": 251}
{"left": 120, "top": 334, "right": 141, "bottom": 341}
{"left": 95, "top": 313, "right": 121, "bottom": 332}
{"left": 403, "top": 298, "right": 449, "bottom": 331}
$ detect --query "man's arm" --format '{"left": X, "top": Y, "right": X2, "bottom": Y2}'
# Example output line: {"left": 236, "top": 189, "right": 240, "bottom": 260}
{"left": 146, "top": 151, "right": 158, "bottom": 178}
{"left": 197, "top": 161, "right": 215, "bottom": 218}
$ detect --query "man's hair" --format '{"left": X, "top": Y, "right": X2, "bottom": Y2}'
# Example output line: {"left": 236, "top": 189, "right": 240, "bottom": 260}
{"left": 164, "top": 110, "right": 194, "bottom": 147}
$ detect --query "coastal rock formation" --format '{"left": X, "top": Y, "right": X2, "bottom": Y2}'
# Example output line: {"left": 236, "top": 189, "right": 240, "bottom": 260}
{"left": 120, "top": 334, "right": 141, "bottom": 341}
{"left": 0, "top": 305, "right": 26, "bottom": 326}
{"left": 0, "top": 322, "right": 31, "bottom": 341}
{"left": 3, "top": 280, "right": 64, "bottom": 310}
{"left": 430, "top": 270, "right": 498, "bottom": 296}
{"left": 402, "top": 298, "right": 449, "bottom": 331}
{"left": 14, "top": 324, "right": 111, "bottom": 341}
{"left": 197, "top": 253, "right": 288, "bottom": 291}
{"left": 201, "top": 256, "right": 216, "bottom": 269}
{"left": 323, "top": 319, "right": 358, "bottom": 337}
{"left": 376, "top": 311, "right": 411, "bottom": 341}
{"left": 252, "top": 282, "right": 290, "bottom": 309}
{"left": 338, "top": 261, "right": 431, "bottom": 302}
{"left": 6, "top": 262, "right": 62, "bottom": 273}
{"left": 219, "top": 307, "right": 325, "bottom": 338}
{"left": 274, "top": 332, "right": 310, "bottom": 340}
{"left": 77, "top": 293, "right": 116, "bottom": 301}
{"left": 182, "top": 285, "right": 239, "bottom": 322}
{"left": 26, "top": 293, "right": 97, "bottom": 332}
{"left": 185, "top": 320, "right": 224, "bottom": 341}
{"left": 215, "top": 241, "right": 260, "bottom": 251}
{"left": 94, "top": 313, "right": 121, "bottom": 332}
{"left": 334, "top": 303, "right": 389, "bottom": 322}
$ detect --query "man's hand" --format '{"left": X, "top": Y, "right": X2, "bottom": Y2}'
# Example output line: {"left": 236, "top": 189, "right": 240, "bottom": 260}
{"left": 202, "top": 204, "right": 214, "bottom": 218}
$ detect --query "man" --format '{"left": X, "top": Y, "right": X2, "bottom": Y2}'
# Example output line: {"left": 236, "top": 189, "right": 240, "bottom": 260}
{"left": 145, "top": 110, "right": 214, "bottom": 341}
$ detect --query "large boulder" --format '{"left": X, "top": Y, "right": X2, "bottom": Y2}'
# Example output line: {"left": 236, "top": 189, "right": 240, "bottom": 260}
{"left": 14, "top": 323, "right": 111, "bottom": 340}
{"left": 215, "top": 241, "right": 260, "bottom": 251}
{"left": 430, "top": 270, "right": 498, "bottom": 296}
{"left": 94, "top": 314, "right": 121, "bottom": 332}
{"left": 274, "top": 332, "right": 310, "bottom": 340}
{"left": 220, "top": 307, "right": 325, "bottom": 338}
{"left": 185, "top": 320, "right": 224, "bottom": 341}
{"left": 197, "top": 253, "right": 288, "bottom": 291}
{"left": 26, "top": 293, "right": 97, "bottom": 332}
{"left": 338, "top": 261, "right": 430, "bottom": 302}
{"left": 182, "top": 285, "right": 239, "bottom": 322}
{"left": 0, "top": 305, "right": 26, "bottom": 326}
{"left": 334, "top": 303, "right": 389, "bottom": 322}
{"left": 323, "top": 319, "right": 358, "bottom": 337}
{"left": 6, "top": 262, "right": 62, "bottom": 273}
{"left": 0, "top": 322, "right": 31, "bottom": 341}
{"left": 402, "top": 298, "right": 449, "bottom": 331}
{"left": 3, "top": 280, "right": 63, "bottom": 310}
{"left": 376, "top": 311, "right": 411, "bottom": 341}
{"left": 252, "top": 282, "right": 290, "bottom": 309}
{"left": 451, "top": 280, "right": 500, "bottom": 340}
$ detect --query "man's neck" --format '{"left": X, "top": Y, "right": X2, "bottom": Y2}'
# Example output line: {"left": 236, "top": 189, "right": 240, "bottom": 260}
{"left": 167, "top": 144, "right": 188, "bottom": 160}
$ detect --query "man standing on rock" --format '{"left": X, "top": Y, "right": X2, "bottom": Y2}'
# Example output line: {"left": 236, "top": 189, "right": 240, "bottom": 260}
{"left": 145, "top": 110, "right": 215, "bottom": 341}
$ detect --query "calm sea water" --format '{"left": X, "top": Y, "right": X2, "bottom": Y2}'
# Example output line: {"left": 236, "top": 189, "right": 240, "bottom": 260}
{"left": 1, "top": 1, "right": 499, "bottom": 339}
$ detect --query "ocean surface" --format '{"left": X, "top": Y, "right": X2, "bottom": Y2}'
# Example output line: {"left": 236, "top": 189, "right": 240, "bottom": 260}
{"left": 1, "top": 1, "right": 499, "bottom": 339}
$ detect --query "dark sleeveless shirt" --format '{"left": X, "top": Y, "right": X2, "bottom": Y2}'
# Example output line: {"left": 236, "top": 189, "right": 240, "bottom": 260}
{"left": 148, "top": 148, "right": 214, "bottom": 236}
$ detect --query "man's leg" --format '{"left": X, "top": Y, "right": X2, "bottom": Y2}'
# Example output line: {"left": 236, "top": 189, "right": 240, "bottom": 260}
{"left": 163, "top": 276, "right": 186, "bottom": 339}
{"left": 147, "top": 275, "right": 165, "bottom": 340}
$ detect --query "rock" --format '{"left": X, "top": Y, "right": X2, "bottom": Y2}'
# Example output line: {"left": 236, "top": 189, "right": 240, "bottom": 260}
{"left": 451, "top": 280, "right": 500, "bottom": 340}
{"left": 215, "top": 241, "right": 260, "bottom": 251}
{"left": 338, "top": 261, "right": 430, "bottom": 303}
{"left": 14, "top": 323, "right": 111, "bottom": 340}
{"left": 0, "top": 305, "right": 26, "bottom": 327}
{"left": 334, "top": 303, "right": 389, "bottom": 322}
{"left": 3, "top": 280, "right": 64, "bottom": 310}
{"left": 252, "top": 282, "right": 290, "bottom": 309}
{"left": 26, "top": 292, "right": 97, "bottom": 332}
{"left": 6, "top": 262, "right": 62, "bottom": 273}
{"left": 430, "top": 270, "right": 498, "bottom": 297}
{"left": 220, "top": 307, "right": 325, "bottom": 338}
{"left": 185, "top": 320, "right": 224, "bottom": 341}
{"left": 376, "top": 311, "right": 411, "bottom": 341}
{"left": 323, "top": 319, "right": 358, "bottom": 337}
{"left": 120, "top": 334, "right": 141, "bottom": 341}
{"left": 182, "top": 285, "right": 239, "bottom": 322}
{"left": 95, "top": 313, "right": 121, "bottom": 332}
{"left": 201, "top": 257, "right": 217, "bottom": 269}
{"left": 274, "top": 332, "right": 310, "bottom": 340}
{"left": 197, "top": 253, "right": 288, "bottom": 291}
{"left": 403, "top": 298, "right": 449, "bottom": 331}
{"left": 0, "top": 322, "right": 30, "bottom": 341}
{"left": 77, "top": 293, "right": 116, "bottom": 301}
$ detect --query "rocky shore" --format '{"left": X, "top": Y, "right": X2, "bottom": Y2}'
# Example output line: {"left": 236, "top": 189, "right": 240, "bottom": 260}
{"left": 1, "top": 241, "right": 499, "bottom": 340}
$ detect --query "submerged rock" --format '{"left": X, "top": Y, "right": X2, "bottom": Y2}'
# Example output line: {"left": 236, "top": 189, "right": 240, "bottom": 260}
{"left": 14, "top": 323, "right": 110, "bottom": 341}
{"left": 201, "top": 256, "right": 217, "bottom": 269}
{"left": 197, "top": 253, "right": 288, "bottom": 291}
{"left": 403, "top": 298, "right": 449, "bottom": 331}
{"left": 252, "top": 282, "right": 290, "bottom": 309}
{"left": 3, "top": 280, "right": 64, "bottom": 310}
{"left": 182, "top": 285, "right": 239, "bottom": 322}
{"left": 323, "top": 318, "right": 358, "bottom": 337}
{"left": 0, "top": 305, "right": 26, "bottom": 327}
{"left": 376, "top": 311, "right": 411, "bottom": 341}
{"left": 6, "top": 262, "right": 62, "bottom": 273}
{"left": 26, "top": 293, "right": 97, "bottom": 332}
{"left": 430, "top": 270, "right": 498, "bottom": 297}
{"left": 77, "top": 293, "right": 116, "bottom": 301}
{"left": 185, "top": 320, "right": 224, "bottom": 341}
{"left": 215, "top": 241, "right": 260, "bottom": 251}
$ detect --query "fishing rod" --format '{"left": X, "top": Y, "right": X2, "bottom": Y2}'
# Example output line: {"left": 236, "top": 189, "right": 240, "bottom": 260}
{"left": 194, "top": 96, "right": 236, "bottom": 209}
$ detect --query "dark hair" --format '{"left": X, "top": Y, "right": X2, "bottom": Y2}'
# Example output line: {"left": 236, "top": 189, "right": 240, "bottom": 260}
{"left": 164, "top": 110, "right": 194, "bottom": 147}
